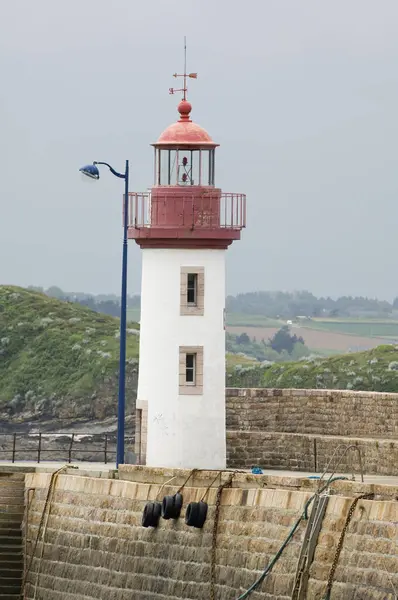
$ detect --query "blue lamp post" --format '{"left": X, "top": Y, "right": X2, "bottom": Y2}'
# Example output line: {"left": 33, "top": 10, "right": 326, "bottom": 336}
{"left": 79, "top": 160, "right": 129, "bottom": 468}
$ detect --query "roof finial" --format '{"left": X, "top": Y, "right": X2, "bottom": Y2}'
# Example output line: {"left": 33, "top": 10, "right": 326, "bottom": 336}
{"left": 169, "top": 36, "right": 197, "bottom": 101}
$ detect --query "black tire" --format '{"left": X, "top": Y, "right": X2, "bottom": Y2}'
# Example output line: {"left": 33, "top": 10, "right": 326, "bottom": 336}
{"left": 195, "top": 501, "right": 208, "bottom": 528}
{"left": 173, "top": 493, "right": 183, "bottom": 518}
{"left": 185, "top": 500, "right": 208, "bottom": 528}
{"left": 142, "top": 501, "right": 162, "bottom": 528}
{"left": 162, "top": 493, "right": 184, "bottom": 519}
{"left": 185, "top": 501, "right": 200, "bottom": 526}
{"left": 142, "top": 502, "right": 154, "bottom": 527}
{"left": 162, "top": 495, "right": 175, "bottom": 520}
{"left": 152, "top": 501, "right": 162, "bottom": 526}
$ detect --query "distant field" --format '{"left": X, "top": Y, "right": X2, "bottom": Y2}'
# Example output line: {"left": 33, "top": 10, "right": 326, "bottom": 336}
{"left": 303, "top": 318, "right": 398, "bottom": 338}
{"left": 226, "top": 325, "right": 388, "bottom": 353}
{"left": 226, "top": 313, "right": 398, "bottom": 340}
{"left": 126, "top": 310, "right": 284, "bottom": 328}
{"left": 127, "top": 308, "right": 398, "bottom": 347}
{"left": 225, "top": 313, "right": 284, "bottom": 327}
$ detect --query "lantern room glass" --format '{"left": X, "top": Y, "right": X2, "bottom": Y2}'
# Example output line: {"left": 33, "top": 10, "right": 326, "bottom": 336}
{"left": 155, "top": 149, "right": 215, "bottom": 186}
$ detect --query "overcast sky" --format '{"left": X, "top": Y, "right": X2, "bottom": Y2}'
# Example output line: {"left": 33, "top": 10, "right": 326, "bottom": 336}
{"left": 1, "top": 0, "right": 398, "bottom": 299}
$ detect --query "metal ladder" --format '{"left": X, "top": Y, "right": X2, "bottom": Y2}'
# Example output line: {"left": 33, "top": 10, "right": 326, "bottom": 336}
{"left": 291, "top": 494, "right": 330, "bottom": 600}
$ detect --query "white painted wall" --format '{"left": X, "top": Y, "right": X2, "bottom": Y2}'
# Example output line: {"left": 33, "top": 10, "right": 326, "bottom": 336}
{"left": 137, "top": 248, "right": 226, "bottom": 469}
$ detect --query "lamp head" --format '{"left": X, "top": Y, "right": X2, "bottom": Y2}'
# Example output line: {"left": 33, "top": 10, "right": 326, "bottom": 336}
{"left": 79, "top": 163, "right": 100, "bottom": 180}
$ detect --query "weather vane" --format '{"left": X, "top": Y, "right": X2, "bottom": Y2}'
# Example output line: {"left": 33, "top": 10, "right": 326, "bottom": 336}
{"left": 169, "top": 36, "right": 197, "bottom": 100}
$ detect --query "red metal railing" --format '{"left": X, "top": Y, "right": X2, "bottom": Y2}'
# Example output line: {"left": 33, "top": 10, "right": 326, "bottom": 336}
{"left": 126, "top": 192, "right": 246, "bottom": 230}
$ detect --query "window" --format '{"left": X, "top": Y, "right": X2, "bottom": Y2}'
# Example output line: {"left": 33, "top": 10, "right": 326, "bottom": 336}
{"left": 180, "top": 267, "right": 204, "bottom": 316}
{"left": 154, "top": 149, "right": 205, "bottom": 186}
{"left": 187, "top": 273, "right": 197, "bottom": 305}
{"left": 179, "top": 346, "right": 203, "bottom": 395}
{"left": 185, "top": 353, "right": 196, "bottom": 384}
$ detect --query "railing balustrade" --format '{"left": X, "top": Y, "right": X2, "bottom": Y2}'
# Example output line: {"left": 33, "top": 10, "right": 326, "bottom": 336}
{"left": 126, "top": 192, "right": 246, "bottom": 229}
{"left": 0, "top": 432, "right": 135, "bottom": 464}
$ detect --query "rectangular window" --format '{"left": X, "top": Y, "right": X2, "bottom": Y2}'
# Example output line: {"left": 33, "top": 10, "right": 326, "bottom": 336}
{"left": 187, "top": 273, "right": 197, "bottom": 305}
{"left": 180, "top": 267, "right": 204, "bottom": 316}
{"left": 185, "top": 353, "right": 196, "bottom": 384}
{"left": 179, "top": 346, "right": 203, "bottom": 395}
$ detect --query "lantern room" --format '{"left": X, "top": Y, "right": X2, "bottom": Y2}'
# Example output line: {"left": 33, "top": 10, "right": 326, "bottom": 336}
{"left": 127, "top": 98, "right": 246, "bottom": 249}
{"left": 153, "top": 99, "right": 217, "bottom": 187}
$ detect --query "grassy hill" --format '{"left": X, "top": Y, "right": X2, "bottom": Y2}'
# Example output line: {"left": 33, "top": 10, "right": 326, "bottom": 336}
{"left": 0, "top": 286, "right": 139, "bottom": 430}
{"left": 227, "top": 344, "right": 398, "bottom": 392}
{"left": 3, "top": 286, "right": 398, "bottom": 431}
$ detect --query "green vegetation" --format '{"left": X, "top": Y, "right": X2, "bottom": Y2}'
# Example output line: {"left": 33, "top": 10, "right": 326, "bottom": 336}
{"left": 226, "top": 328, "right": 311, "bottom": 363}
{"left": 227, "top": 344, "right": 398, "bottom": 392}
{"left": 127, "top": 308, "right": 141, "bottom": 323}
{"left": 225, "top": 313, "right": 283, "bottom": 328}
{"left": 3, "top": 285, "right": 398, "bottom": 427}
{"left": 302, "top": 319, "right": 398, "bottom": 338}
{"left": 226, "top": 313, "right": 398, "bottom": 339}
{"left": 0, "top": 286, "right": 139, "bottom": 426}
{"left": 30, "top": 285, "right": 141, "bottom": 319}
{"left": 226, "top": 352, "right": 257, "bottom": 368}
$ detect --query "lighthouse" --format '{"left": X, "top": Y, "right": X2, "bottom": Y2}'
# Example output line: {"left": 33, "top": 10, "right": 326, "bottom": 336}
{"left": 129, "top": 67, "right": 246, "bottom": 469}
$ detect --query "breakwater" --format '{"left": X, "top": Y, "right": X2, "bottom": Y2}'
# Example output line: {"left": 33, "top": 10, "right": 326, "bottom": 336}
{"left": 20, "top": 466, "right": 398, "bottom": 599}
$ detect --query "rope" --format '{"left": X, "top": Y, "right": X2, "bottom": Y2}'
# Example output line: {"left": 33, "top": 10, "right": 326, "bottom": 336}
{"left": 176, "top": 468, "right": 198, "bottom": 494}
{"left": 200, "top": 471, "right": 223, "bottom": 503}
{"left": 155, "top": 476, "right": 177, "bottom": 500}
{"left": 153, "top": 469, "right": 200, "bottom": 501}
{"left": 233, "top": 476, "right": 349, "bottom": 600}
{"left": 20, "top": 465, "right": 69, "bottom": 599}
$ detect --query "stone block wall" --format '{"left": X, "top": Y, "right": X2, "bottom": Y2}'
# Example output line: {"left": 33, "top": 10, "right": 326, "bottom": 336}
{"left": 227, "top": 432, "right": 398, "bottom": 475}
{"left": 226, "top": 388, "right": 398, "bottom": 438}
{"left": 22, "top": 469, "right": 398, "bottom": 600}
{"left": 224, "top": 388, "right": 398, "bottom": 475}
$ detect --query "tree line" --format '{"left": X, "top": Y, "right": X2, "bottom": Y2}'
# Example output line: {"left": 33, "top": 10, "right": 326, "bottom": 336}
{"left": 28, "top": 286, "right": 140, "bottom": 319}
{"left": 29, "top": 286, "right": 398, "bottom": 320}
{"left": 227, "top": 326, "right": 309, "bottom": 363}
{"left": 226, "top": 290, "right": 395, "bottom": 319}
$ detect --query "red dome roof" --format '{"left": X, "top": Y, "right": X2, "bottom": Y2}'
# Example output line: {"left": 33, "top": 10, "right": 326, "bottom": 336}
{"left": 153, "top": 100, "right": 218, "bottom": 148}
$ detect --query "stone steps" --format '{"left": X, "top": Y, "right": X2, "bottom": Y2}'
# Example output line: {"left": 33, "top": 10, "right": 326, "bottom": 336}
{"left": 0, "top": 561, "right": 24, "bottom": 572}
{"left": 0, "top": 476, "right": 25, "bottom": 599}
{"left": 0, "top": 492, "right": 25, "bottom": 501}
{"left": 0, "top": 526, "right": 22, "bottom": 536}
{"left": 0, "top": 580, "right": 22, "bottom": 592}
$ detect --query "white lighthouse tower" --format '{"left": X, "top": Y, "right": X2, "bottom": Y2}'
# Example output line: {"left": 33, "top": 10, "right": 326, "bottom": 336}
{"left": 129, "top": 68, "right": 246, "bottom": 469}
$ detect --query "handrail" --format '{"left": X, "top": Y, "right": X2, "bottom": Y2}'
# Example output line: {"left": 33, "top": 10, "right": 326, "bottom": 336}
{"left": 318, "top": 443, "right": 364, "bottom": 484}
{"left": 126, "top": 191, "right": 246, "bottom": 229}
{"left": 0, "top": 432, "right": 135, "bottom": 464}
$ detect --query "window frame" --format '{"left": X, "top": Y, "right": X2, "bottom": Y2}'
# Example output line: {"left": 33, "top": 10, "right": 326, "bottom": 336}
{"left": 186, "top": 273, "right": 198, "bottom": 306}
{"left": 185, "top": 352, "right": 196, "bottom": 385}
{"left": 154, "top": 148, "right": 216, "bottom": 187}
{"left": 179, "top": 346, "right": 203, "bottom": 395}
{"left": 180, "top": 267, "right": 204, "bottom": 316}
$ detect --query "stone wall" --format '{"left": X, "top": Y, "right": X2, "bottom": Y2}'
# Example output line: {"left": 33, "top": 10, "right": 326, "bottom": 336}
{"left": 227, "top": 431, "right": 398, "bottom": 475}
{"left": 226, "top": 388, "right": 398, "bottom": 438}
{"left": 22, "top": 467, "right": 398, "bottom": 600}
{"left": 224, "top": 388, "right": 398, "bottom": 475}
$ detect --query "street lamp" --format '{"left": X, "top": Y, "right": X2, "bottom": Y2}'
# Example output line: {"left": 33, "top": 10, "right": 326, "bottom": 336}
{"left": 79, "top": 160, "right": 129, "bottom": 468}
